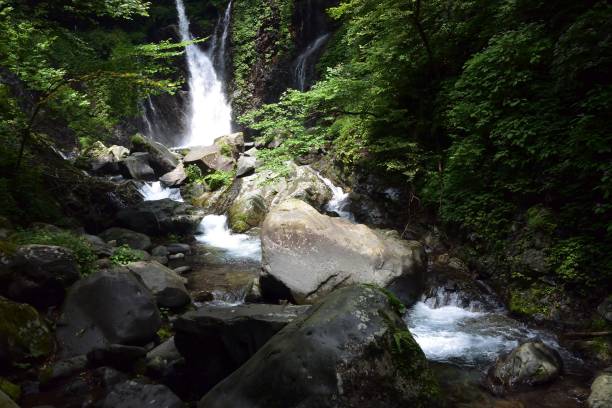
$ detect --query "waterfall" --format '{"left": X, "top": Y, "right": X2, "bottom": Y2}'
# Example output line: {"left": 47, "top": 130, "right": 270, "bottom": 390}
{"left": 294, "top": 33, "right": 330, "bottom": 91}
{"left": 195, "top": 215, "right": 261, "bottom": 260}
{"left": 315, "top": 172, "right": 354, "bottom": 220}
{"left": 138, "top": 181, "right": 183, "bottom": 202}
{"left": 175, "top": 0, "right": 232, "bottom": 147}
{"left": 210, "top": 0, "right": 232, "bottom": 82}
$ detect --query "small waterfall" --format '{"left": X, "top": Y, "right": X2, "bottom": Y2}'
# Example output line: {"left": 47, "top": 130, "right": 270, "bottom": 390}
{"left": 210, "top": 0, "right": 232, "bottom": 82}
{"left": 138, "top": 181, "right": 183, "bottom": 202}
{"left": 294, "top": 33, "right": 330, "bottom": 91}
{"left": 195, "top": 215, "right": 261, "bottom": 260}
{"left": 316, "top": 173, "right": 354, "bottom": 220}
{"left": 175, "top": 0, "right": 232, "bottom": 147}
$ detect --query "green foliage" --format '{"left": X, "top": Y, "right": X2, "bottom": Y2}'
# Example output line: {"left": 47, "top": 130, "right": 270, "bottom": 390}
{"left": 110, "top": 244, "right": 145, "bottom": 266}
{"left": 10, "top": 229, "right": 97, "bottom": 275}
{"left": 185, "top": 164, "right": 205, "bottom": 184}
{"left": 203, "top": 170, "right": 234, "bottom": 191}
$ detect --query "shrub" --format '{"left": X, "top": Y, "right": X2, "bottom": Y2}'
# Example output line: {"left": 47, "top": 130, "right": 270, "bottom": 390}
{"left": 110, "top": 245, "right": 145, "bottom": 265}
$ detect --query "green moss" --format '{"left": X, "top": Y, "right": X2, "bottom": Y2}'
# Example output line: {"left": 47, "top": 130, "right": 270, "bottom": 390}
{"left": 0, "top": 297, "right": 54, "bottom": 363}
{"left": 508, "top": 284, "right": 557, "bottom": 317}
{"left": 130, "top": 133, "right": 146, "bottom": 147}
{"left": 218, "top": 142, "right": 233, "bottom": 157}
{"left": 0, "top": 378, "right": 21, "bottom": 402}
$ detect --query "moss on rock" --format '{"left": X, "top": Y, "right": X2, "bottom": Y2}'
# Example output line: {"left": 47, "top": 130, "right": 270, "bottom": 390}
{"left": 0, "top": 297, "right": 54, "bottom": 364}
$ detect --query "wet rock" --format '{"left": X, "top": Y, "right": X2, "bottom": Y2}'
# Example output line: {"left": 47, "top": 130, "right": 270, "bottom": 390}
{"left": 102, "top": 380, "right": 184, "bottom": 408}
{"left": 108, "top": 145, "right": 129, "bottom": 161}
{"left": 146, "top": 337, "right": 184, "bottom": 378}
{"left": 173, "top": 266, "right": 191, "bottom": 274}
{"left": 116, "top": 199, "right": 204, "bottom": 236}
{"left": 174, "top": 303, "right": 309, "bottom": 393}
{"left": 184, "top": 145, "right": 235, "bottom": 172}
{"left": 487, "top": 341, "right": 563, "bottom": 394}
{"left": 588, "top": 369, "right": 612, "bottom": 408}
{"left": 160, "top": 163, "right": 187, "bottom": 187}
{"left": 56, "top": 268, "right": 161, "bottom": 358}
{"left": 0, "top": 297, "right": 54, "bottom": 366}
{"left": 125, "top": 261, "right": 190, "bottom": 309}
{"left": 6, "top": 244, "right": 80, "bottom": 307}
{"left": 236, "top": 155, "right": 257, "bottom": 177}
{"left": 199, "top": 285, "right": 439, "bottom": 408}
{"left": 87, "top": 344, "right": 147, "bottom": 369}
{"left": 169, "top": 253, "right": 185, "bottom": 260}
{"left": 99, "top": 227, "right": 152, "bottom": 251}
{"left": 151, "top": 245, "right": 169, "bottom": 257}
{"left": 132, "top": 135, "right": 179, "bottom": 176}
{"left": 260, "top": 199, "right": 427, "bottom": 304}
{"left": 93, "top": 366, "right": 127, "bottom": 390}
{"left": 120, "top": 152, "right": 156, "bottom": 181}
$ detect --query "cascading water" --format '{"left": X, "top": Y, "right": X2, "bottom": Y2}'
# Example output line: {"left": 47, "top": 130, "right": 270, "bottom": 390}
{"left": 210, "top": 0, "right": 232, "bottom": 82}
{"left": 316, "top": 173, "right": 354, "bottom": 220}
{"left": 294, "top": 33, "right": 329, "bottom": 91}
{"left": 175, "top": 0, "right": 232, "bottom": 147}
{"left": 138, "top": 181, "right": 183, "bottom": 202}
{"left": 195, "top": 214, "right": 261, "bottom": 260}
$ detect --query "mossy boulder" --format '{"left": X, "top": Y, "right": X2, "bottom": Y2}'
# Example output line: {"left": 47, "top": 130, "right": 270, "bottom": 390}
{"left": 0, "top": 296, "right": 54, "bottom": 366}
{"left": 228, "top": 193, "right": 267, "bottom": 233}
{"left": 199, "top": 285, "right": 440, "bottom": 408}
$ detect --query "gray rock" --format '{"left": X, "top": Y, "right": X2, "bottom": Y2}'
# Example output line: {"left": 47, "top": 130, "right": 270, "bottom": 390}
{"left": 116, "top": 199, "right": 204, "bottom": 236}
{"left": 160, "top": 163, "right": 187, "bottom": 187}
{"left": 487, "top": 341, "right": 563, "bottom": 394}
{"left": 146, "top": 337, "right": 183, "bottom": 375}
{"left": 173, "top": 266, "right": 191, "bottom": 274}
{"left": 588, "top": 370, "right": 612, "bottom": 408}
{"left": 199, "top": 285, "right": 439, "bottom": 408}
{"left": 184, "top": 145, "right": 235, "bottom": 172}
{"left": 151, "top": 245, "right": 169, "bottom": 257}
{"left": 597, "top": 296, "right": 612, "bottom": 323}
{"left": 174, "top": 303, "right": 309, "bottom": 392}
{"left": 102, "top": 380, "right": 183, "bottom": 408}
{"left": 260, "top": 199, "right": 427, "bottom": 304}
{"left": 120, "top": 152, "right": 156, "bottom": 181}
{"left": 166, "top": 243, "right": 191, "bottom": 255}
{"left": 125, "top": 261, "right": 190, "bottom": 309}
{"left": 56, "top": 268, "right": 161, "bottom": 358}
{"left": 99, "top": 227, "right": 152, "bottom": 251}
{"left": 7, "top": 244, "right": 80, "bottom": 307}
{"left": 0, "top": 389, "right": 19, "bottom": 408}
{"left": 108, "top": 145, "right": 130, "bottom": 161}
{"left": 79, "top": 141, "right": 119, "bottom": 175}
{"left": 87, "top": 344, "right": 147, "bottom": 369}
{"left": 168, "top": 253, "right": 185, "bottom": 260}
{"left": 244, "top": 147, "right": 258, "bottom": 157}
{"left": 46, "top": 355, "right": 88, "bottom": 381}
{"left": 214, "top": 132, "right": 244, "bottom": 157}
{"left": 82, "top": 234, "right": 113, "bottom": 257}
{"left": 236, "top": 155, "right": 257, "bottom": 178}
{"left": 132, "top": 136, "right": 179, "bottom": 176}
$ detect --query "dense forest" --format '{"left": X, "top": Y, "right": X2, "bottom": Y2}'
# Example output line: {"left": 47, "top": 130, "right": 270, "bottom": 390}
{"left": 0, "top": 0, "right": 611, "bottom": 407}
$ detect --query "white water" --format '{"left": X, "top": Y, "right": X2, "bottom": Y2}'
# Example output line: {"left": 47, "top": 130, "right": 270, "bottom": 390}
{"left": 406, "top": 301, "right": 561, "bottom": 368}
{"left": 210, "top": 0, "right": 232, "bottom": 81}
{"left": 175, "top": 0, "right": 232, "bottom": 147}
{"left": 138, "top": 181, "right": 183, "bottom": 202}
{"left": 316, "top": 173, "right": 354, "bottom": 220}
{"left": 294, "top": 34, "right": 330, "bottom": 91}
{"left": 195, "top": 214, "right": 261, "bottom": 260}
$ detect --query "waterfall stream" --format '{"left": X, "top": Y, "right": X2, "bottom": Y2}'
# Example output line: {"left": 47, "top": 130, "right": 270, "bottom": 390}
{"left": 175, "top": 0, "right": 232, "bottom": 147}
{"left": 294, "top": 34, "right": 330, "bottom": 91}
{"left": 138, "top": 181, "right": 183, "bottom": 202}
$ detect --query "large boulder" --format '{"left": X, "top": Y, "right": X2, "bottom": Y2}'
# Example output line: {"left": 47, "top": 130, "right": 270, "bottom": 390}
{"left": 174, "top": 304, "right": 309, "bottom": 392}
{"left": 125, "top": 261, "right": 190, "bottom": 309}
{"left": 199, "top": 285, "right": 440, "bottom": 408}
{"left": 184, "top": 145, "right": 235, "bottom": 173}
{"left": 102, "top": 380, "right": 184, "bottom": 408}
{"left": 214, "top": 132, "right": 245, "bottom": 159}
{"left": 56, "top": 268, "right": 161, "bottom": 358}
{"left": 0, "top": 297, "right": 54, "bottom": 366}
{"left": 588, "top": 369, "right": 612, "bottom": 408}
{"left": 0, "top": 389, "right": 19, "bottom": 408}
{"left": 78, "top": 141, "right": 120, "bottom": 175}
{"left": 6, "top": 245, "right": 80, "bottom": 307}
{"left": 486, "top": 341, "right": 563, "bottom": 394}
{"left": 227, "top": 163, "right": 332, "bottom": 232}
{"left": 236, "top": 155, "right": 257, "bottom": 178}
{"left": 116, "top": 199, "right": 204, "bottom": 236}
{"left": 132, "top": 135, "right": 179, "bottom": 176}
{"left": 99, "top": 227, "right": 152, "bottom": 250}
{"left": 260, "top": 199, "right": 427, "bottom": 304}
{"left": 120, "top": 152, "right": 156, "bottom": 181}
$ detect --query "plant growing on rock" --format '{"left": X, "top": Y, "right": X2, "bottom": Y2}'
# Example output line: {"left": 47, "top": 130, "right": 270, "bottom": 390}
{"left": 110, "top": 245, "right": 145, "bottom": 266}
